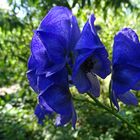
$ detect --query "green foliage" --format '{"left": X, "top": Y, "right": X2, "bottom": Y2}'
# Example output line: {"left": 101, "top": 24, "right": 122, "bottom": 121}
{"left": 0, "top": 0, "right": 140, "bottom": 140}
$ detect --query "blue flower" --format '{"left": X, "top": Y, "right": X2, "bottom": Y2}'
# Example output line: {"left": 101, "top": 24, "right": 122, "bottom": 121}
{"left": 29, "top": 6, "right": 80, "bottom": 76}
{"left": 27, "top": 6, "right": 80, "bottom": 127}
{"left": 111, "top": 28, "right": 139, "bottom": 109}
{"left": 72, "top": 14, "right": 111, "bottom": 97}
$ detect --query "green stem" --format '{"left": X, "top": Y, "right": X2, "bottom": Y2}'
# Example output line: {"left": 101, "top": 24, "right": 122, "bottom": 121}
{"left": 87, "top": 92, "right": 140, "bottom": 135}
{"left": 72, "top": 96, "right": 97, "bottom": 106}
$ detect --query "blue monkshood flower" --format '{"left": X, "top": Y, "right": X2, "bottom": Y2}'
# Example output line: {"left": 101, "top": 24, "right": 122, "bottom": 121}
{"left": 27, "top": 55, "right": 77, "bottom": 127}
{"left": 27, "top": 6, "right": 80, "bottom": 127}
{"left": 30, "top": 6, "right": 80, "bottom": 76}
{"left": 72, "top": 14, "right": 111, "bottom": 97}
{"left": 111, "top": 28, "right": 140, "bottom": 109}
{"left": 27, "top": 6, "right": 80, "bottom": 92}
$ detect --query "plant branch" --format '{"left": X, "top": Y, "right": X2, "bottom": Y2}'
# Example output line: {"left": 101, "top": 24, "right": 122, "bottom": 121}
{"left": 87, "top": 92, "right": 140, "bottom": 135}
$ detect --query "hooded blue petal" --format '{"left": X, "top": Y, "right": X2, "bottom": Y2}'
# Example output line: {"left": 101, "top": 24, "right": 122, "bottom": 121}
{"left": 38, "top": 6, "right": 80, "bottom": 51}
{"left": 113, "top": 28, "right": 140, "bottom": 67}
{"left": 39, "top": 6, "right": 72, "bottom": 39}
{"left": 73, "top": 14, "right": 111, "bottom": 96}
{"left": 75, "top": 14, "right": 105, "bottom": 50}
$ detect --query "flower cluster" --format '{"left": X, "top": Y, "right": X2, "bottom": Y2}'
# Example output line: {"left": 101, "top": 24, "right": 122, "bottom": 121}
{"left": 27, "top": 6, "right": 80, "bottom": 128}
{"left": 27, "top": 6, "right": 140, "bottom": 127}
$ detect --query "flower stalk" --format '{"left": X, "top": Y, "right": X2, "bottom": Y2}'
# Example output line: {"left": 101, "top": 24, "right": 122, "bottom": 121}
{"left": 87, "top": 92, "right": 140, "bottom": 135}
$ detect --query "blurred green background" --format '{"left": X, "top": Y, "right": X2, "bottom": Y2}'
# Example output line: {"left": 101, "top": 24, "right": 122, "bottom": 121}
{"left": 0, "top": 0, "right": 140, "bottom": 140}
